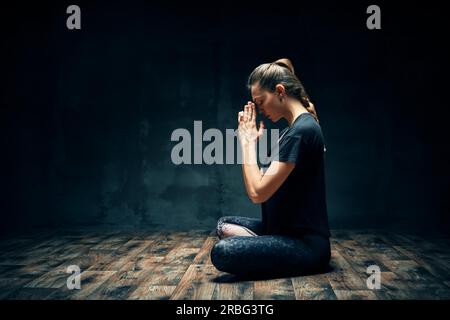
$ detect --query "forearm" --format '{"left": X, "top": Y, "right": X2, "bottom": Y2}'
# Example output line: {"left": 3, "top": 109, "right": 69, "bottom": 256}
{"left": 241, "top": 142, "right": 263, "bottom": 200}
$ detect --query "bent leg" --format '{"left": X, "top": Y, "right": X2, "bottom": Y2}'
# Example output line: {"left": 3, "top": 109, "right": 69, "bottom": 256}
{"left": 210, "top": 234, "right": 330, "bottom": 277}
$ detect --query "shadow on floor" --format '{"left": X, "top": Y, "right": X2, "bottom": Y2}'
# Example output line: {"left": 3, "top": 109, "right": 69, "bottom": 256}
{"left": 211, "top": 265, "right": 335, "bottom": 283}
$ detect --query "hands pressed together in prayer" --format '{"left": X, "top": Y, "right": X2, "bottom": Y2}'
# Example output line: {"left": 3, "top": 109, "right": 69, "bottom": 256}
{"left": 237, "top": 101, "right": 265, "bottom": 147}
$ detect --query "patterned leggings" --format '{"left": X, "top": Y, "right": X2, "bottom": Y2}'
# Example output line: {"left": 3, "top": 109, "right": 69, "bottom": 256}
{"left": 211, "top": 216, "right": 331, "bottom": 278}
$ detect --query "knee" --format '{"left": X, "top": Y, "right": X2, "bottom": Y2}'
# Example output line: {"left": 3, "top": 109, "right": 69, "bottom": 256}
{"left": 210, "top": 240, "right": 229, "bottom": 272}
{"left": 211, "top": 239, "right": 256, "bottom": 277}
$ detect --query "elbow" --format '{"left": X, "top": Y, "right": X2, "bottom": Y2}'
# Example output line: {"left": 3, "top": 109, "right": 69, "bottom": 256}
{"left": 249, "top": 192, "right": 266, "bottom": 204}
{"left": 247, "top": 184, "right": 271, "bottom": 204}
{"left": 250, "top": 196, "right": 261, "bottom": 204}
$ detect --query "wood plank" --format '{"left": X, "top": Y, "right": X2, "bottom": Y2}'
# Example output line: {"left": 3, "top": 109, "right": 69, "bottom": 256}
{"left": 366, "top": 246, "right": 410, "bottom": 262}
{"left": 0, "top": 277, "right": 33, "bottom": 299}
{"left": 212, "top": 282, "right": 254, "bottom": 300}
{"left": 120, "top": 256, "right": 165, "bottom": 272}
{"left": 54, "top": 251, "right": 113, "bottom": 272}
{"left": 0, "top": 257, "right": 63, "bottom": 279}
{"left": 83, "top": 270, "right": 148, "bottom": 299}
{"left": 69, "top": 271, "right": 116, "bottom": 300}
{"left": 49, "top": 243, "right": 91, "bottom": 260}
{"left": 90, "top": 238, "right": 131, "bottom": 251}
{"left": 333, "top": 242, "right": 390, "bottom": 276}
{"left": 327, "top": 250, "right": 367, "bottom": 290}
{"left": 177, "top": 236, "right": 209, "bottom": 249}
{"left": 382, "top": 259, "right": 438, "bottom": 283}
{"left": 193, "top": 237, "right": 216, "bottom": 265}
{"left": 402, "top": 282, "right": 450, "bottom": 299}
{"left": 372, "top": 272, "right": 411, "bottom": 300}
{"left": 292, "top": 274, "right": 337, "bottom": 300}
{"left": 136, "top": 234, "right": 183, "bottom": 257}
{"left": 5, "top": 287, "right": 56, "bottom": 300}
{"left": 25, "top": 269, "right": 70, "bottom": 289}
{"left": 96, "top": 240, "right": 154, "bottom": 271}
{"left": 334, "top": 290, "right": 378, "bottom": 300}
{"left": 254, "top": 278, "right": 296, "bottom": 300}
{"left": 393, "top": 245, "right": 450, "bottom": 281}
{"left": 163, "top": 247, "right": 200, "bottom": 266}
{"left": 352, "top": 234, "right": 389, "bottom": 248}
{"left": 85, "top": 253, "right": 118, "bottom": 271}
{"left": 170, "top": 264, "right": 218, "bottom": 300}
{"left": 142, "top": 264, "right": 190, "bottom": 286}
{"left": 128, "top": 285, "right": 176, "bottom": 300}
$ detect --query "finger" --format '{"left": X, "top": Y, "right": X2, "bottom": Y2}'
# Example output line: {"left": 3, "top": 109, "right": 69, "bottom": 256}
{"left": 244, "top": 104, "right": 249, "bottom": 120}
{"left": 238, "top": 111, "right": 244, "bottom": 123}
{"left": 258, "top": 120, "right": 265, "bottom": 135}
{"left": 249, "top": 104, "right": 255, "bottom": 123}
{"left": 247, "top": 103, "right": 252, "bottom": 122}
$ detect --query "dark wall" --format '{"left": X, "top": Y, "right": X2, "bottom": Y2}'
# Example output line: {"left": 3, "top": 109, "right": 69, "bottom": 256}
{"left": 1, "top": 1, "right": 449, "bottom": 234}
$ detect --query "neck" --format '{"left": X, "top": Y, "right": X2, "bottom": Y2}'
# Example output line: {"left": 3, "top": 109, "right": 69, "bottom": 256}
{"left": 283, "top": 99, "right": 309, "bottom": 127}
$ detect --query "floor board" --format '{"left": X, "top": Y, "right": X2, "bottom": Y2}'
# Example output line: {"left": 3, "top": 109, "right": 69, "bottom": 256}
{"left": 0, "top": 229, "right": 449, "bottom": 300}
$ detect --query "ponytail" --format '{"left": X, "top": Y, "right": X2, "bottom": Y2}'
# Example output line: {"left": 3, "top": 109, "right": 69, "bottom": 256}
{"left": 274, "top": 58, "right": 319, "bottom": 123}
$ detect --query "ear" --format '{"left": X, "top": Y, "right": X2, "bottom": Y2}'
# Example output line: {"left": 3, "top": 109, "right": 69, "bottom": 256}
{"left": 275, "top": 84, "right": 286, "bottom": 95}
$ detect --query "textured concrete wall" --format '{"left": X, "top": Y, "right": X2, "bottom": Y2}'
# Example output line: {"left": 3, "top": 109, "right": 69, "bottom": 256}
{"left": 1, "top": 1, "right": 449, "bottom": 233}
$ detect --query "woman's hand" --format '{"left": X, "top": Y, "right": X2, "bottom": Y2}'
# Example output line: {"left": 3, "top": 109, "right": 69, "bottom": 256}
{"left": 238, "top": 101, "right": 264, "bottom": 146}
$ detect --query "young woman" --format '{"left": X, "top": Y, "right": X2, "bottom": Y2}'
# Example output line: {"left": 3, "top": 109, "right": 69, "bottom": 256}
{"left": 210, "top": 58, "right": 331, "bottom": 278}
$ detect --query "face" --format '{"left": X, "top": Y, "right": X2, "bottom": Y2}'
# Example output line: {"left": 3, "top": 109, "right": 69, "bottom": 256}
{"left": 251, "top": 84, "right": 284, "bottom": 122}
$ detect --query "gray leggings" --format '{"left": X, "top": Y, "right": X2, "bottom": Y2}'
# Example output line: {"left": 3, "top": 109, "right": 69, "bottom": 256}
{"left": 211, "top": 216, "right": 331, "bottom": 278}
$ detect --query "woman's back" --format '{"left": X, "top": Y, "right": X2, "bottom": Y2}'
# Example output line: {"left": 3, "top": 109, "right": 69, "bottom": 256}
{"left": 262, "top": 112, "right": 330, "bottom": 238}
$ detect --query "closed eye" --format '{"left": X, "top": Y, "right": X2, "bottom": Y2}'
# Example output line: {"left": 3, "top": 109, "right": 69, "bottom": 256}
{"left": 259, "top": 101, "right": 265, "bottom": 109}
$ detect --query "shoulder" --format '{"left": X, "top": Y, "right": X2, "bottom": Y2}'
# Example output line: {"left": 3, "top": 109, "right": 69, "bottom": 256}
{"left": 287, "top": 113, "right": 322, "bottom": 139}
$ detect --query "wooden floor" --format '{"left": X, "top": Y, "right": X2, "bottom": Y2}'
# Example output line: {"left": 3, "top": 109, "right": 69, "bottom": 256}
{"left": 0, "top": 229, "right": 449, "bottom": 300}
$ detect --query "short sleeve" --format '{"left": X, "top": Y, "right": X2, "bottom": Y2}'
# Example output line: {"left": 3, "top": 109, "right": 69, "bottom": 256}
{"left": 277, "top": 134, "right": 306, "bottom": 165}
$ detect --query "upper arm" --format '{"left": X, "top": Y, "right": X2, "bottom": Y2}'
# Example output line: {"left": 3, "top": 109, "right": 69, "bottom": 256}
{"left": 251, "top": 160, "right": 295, "bottom": 204}
{"left": 251, "top": 131, "right": 309, "bottom": 204}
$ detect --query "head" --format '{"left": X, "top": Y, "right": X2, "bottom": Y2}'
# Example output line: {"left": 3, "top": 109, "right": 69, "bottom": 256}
{"left": 247, "top": 58, "right": 319, "bottom": 123}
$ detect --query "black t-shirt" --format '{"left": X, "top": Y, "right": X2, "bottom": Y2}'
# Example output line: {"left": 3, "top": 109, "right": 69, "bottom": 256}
{"left": 261, "top": 112, "right": 331, "bottom": 238}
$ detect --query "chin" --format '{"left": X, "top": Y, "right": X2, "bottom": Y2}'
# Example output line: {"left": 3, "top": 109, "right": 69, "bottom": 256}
{"left": 270, "top": 116, "right": 281, "bottom": 123}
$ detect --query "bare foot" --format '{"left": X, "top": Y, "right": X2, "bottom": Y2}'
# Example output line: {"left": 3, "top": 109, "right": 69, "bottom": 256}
{"left": 219, "top": 223, "right": 257, "bottom": 239}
